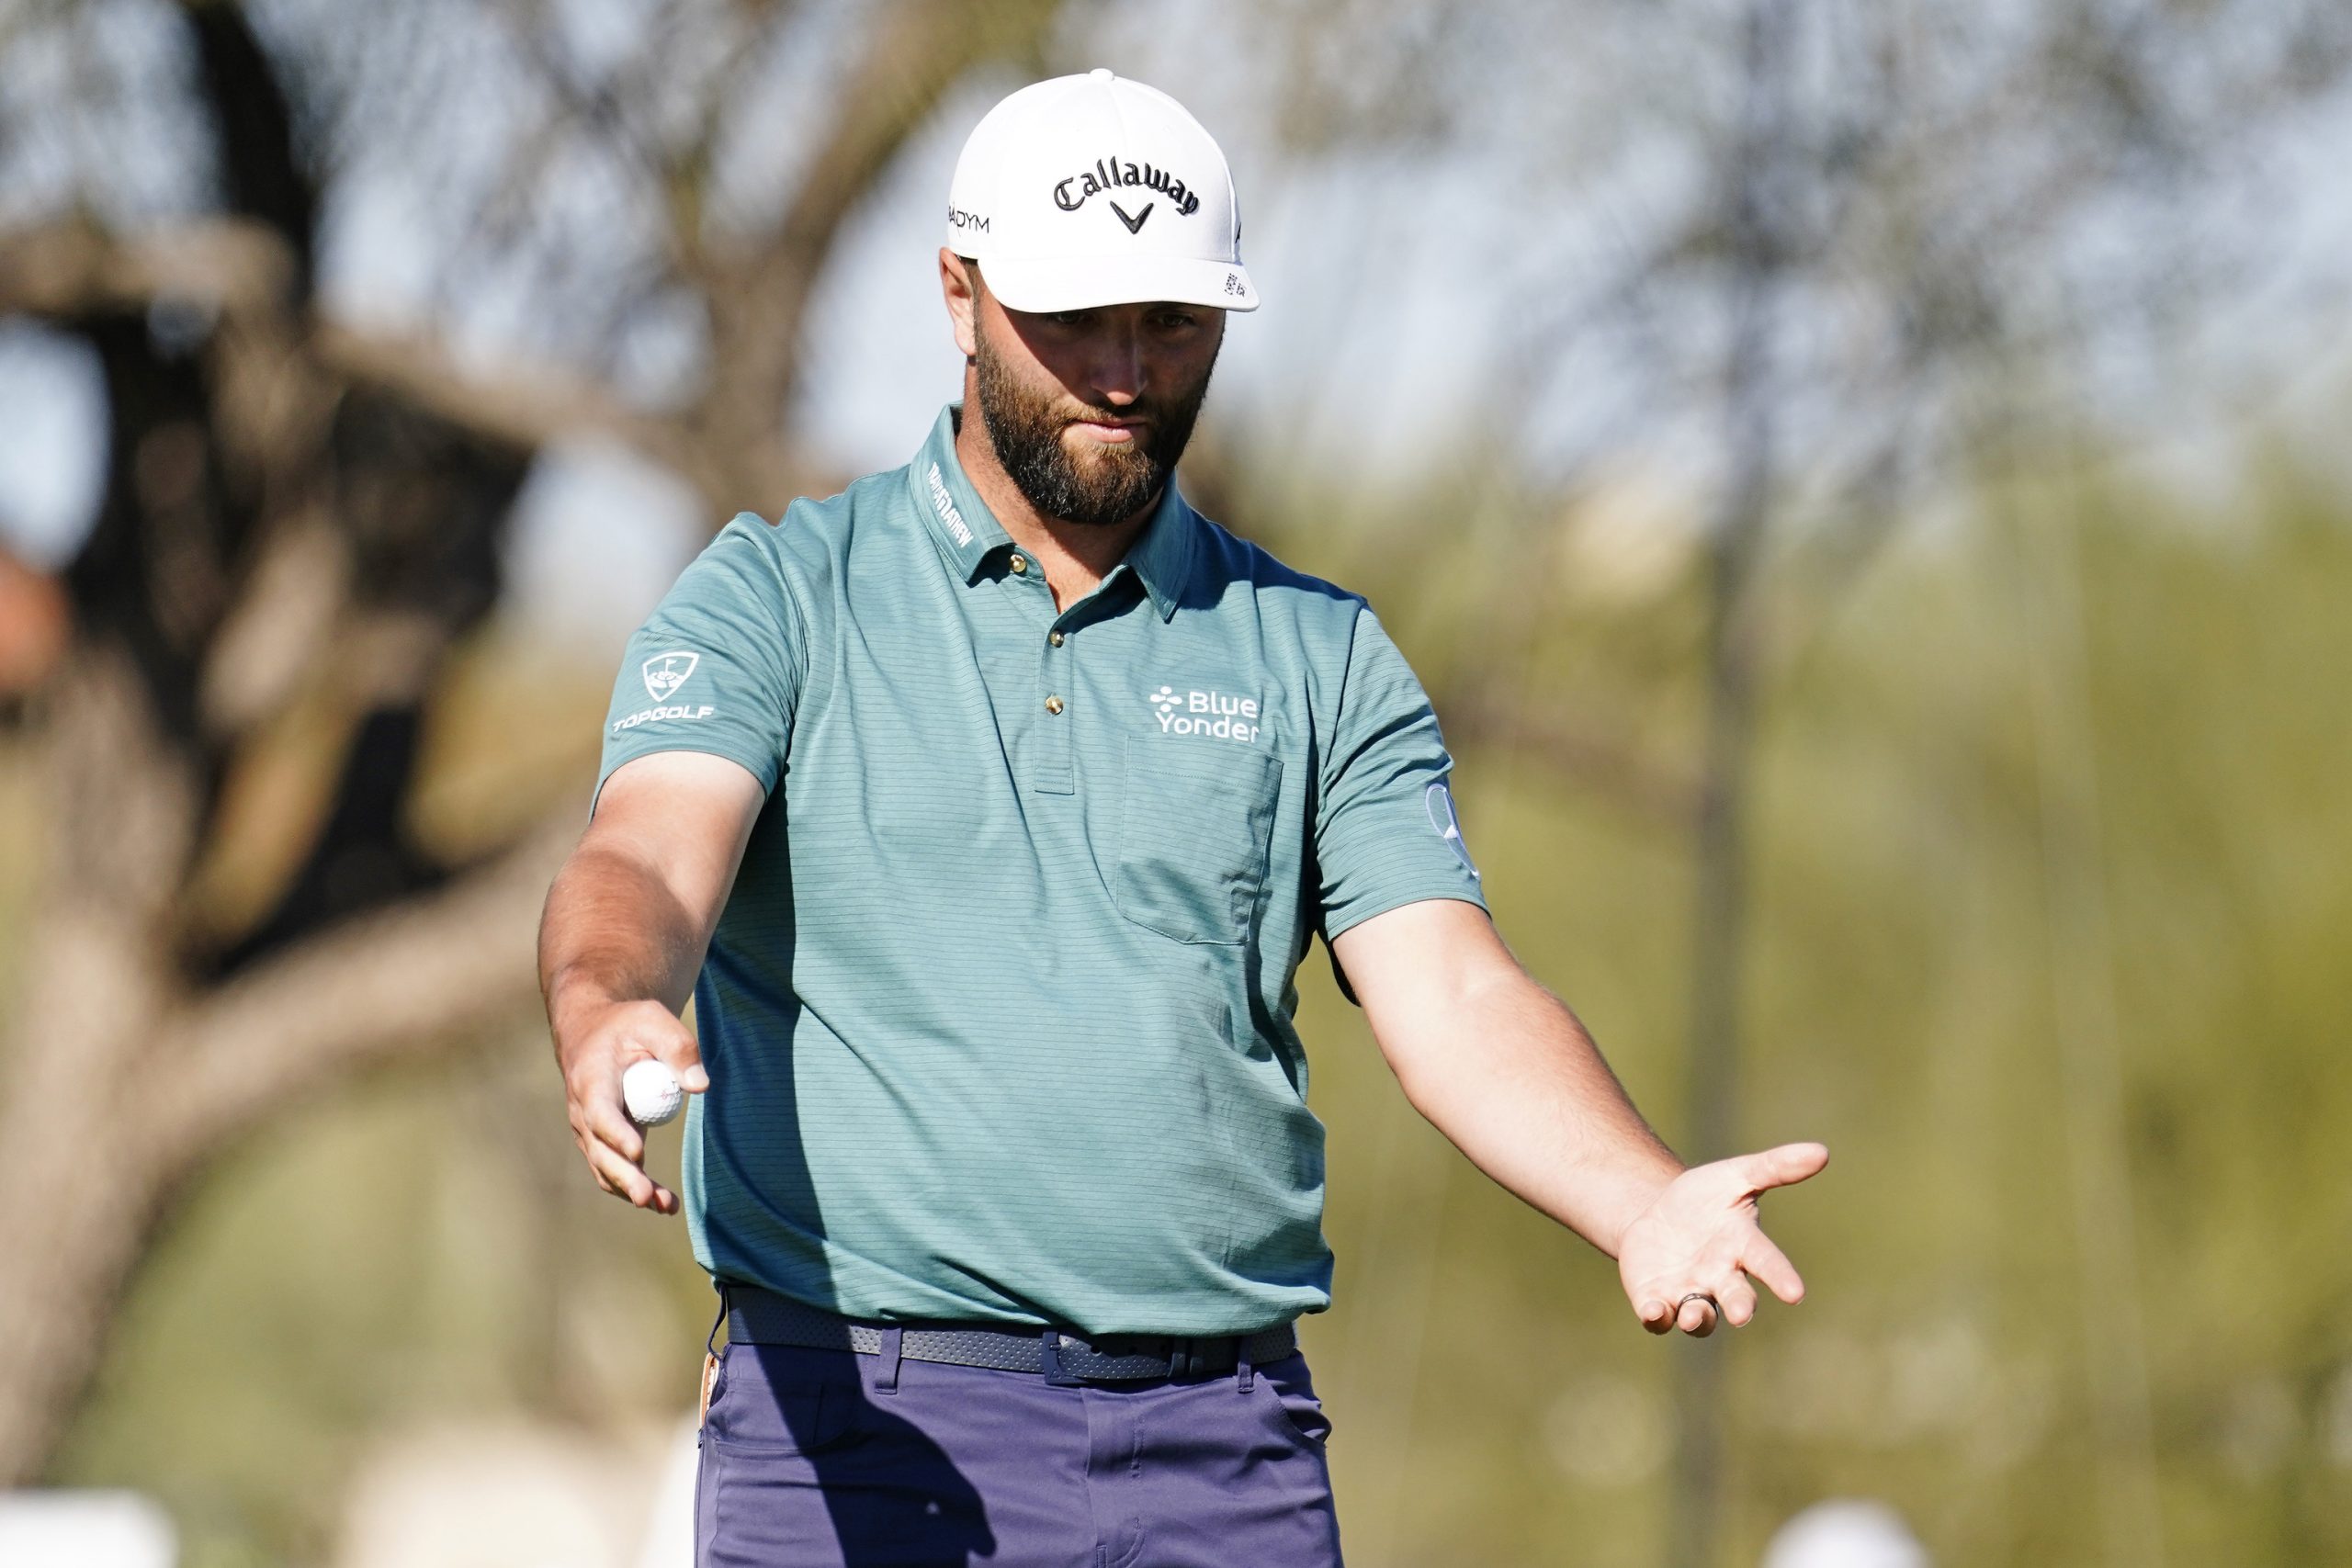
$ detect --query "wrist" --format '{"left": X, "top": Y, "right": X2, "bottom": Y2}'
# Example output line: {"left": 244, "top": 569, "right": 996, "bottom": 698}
{"left": 1600, "top": 1159, "right": 1684, "bottom": 1258}
{"left": 546, "top": 972, "right": 642, "bottom": 1053}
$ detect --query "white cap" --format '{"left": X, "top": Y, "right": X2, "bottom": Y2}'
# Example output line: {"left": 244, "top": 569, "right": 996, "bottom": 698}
{"left": 946, "top": 69, "right": 1259, "bottom": 313}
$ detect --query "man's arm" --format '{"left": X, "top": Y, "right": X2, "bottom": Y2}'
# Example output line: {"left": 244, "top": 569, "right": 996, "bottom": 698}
{"left": 539, "top": 750, "right": 765, "bottom": 1215}
{"left": 1331, "top": 897, "right": 1826, "bottom": 1336}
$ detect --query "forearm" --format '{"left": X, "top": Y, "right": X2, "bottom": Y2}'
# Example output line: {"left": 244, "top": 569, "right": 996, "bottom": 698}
{"left": 1384, "top": 966, "right": 1683, "bottom": 1257}
{"left": 537, "top": 841, "right": 707, "bottom": 1043}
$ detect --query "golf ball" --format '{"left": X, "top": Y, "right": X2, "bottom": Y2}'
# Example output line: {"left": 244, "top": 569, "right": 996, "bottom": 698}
{"left": 622, "top": 1059, "right": 684, "bottom": 1127}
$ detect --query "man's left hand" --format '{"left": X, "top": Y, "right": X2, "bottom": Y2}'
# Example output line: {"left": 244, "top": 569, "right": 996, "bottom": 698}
{"left": 1617, "top": 1142, "right": 1828, "bottom": 1337}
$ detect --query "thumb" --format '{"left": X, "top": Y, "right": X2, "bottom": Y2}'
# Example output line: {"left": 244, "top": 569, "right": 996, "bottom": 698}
{"left": 654, "top": 1021, "right": 708, "bottom": 1094}
{"left": 1736, "top": 1141, "right": 1828, "bottom": 1193}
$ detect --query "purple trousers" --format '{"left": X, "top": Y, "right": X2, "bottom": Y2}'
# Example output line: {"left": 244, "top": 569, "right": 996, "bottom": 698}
{"left": 695, "top": 1339, "right": 1345, "bottom": 1567}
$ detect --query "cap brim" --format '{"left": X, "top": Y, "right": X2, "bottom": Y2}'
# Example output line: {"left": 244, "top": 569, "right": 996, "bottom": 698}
{"left": 979, "top": 253, "right": 1260, "bottom": 313}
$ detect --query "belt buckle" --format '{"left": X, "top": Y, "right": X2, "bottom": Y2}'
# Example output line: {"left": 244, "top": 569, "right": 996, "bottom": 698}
{"left": 1040, "top": 1328, "right": 1084, "bottom": 1388}
{"left": 1168, "top": 1336, "right": 1204, "bottom": 1381}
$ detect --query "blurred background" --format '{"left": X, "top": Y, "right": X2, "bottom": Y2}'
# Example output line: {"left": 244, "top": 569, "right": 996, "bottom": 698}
{"left": 2, "top": 0, "right": 2349, "bottom": 1564}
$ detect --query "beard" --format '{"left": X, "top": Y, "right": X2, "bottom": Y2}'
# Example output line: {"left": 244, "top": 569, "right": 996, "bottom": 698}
{"left": 972, "top": 321, "right": 1215, "bottom": 527}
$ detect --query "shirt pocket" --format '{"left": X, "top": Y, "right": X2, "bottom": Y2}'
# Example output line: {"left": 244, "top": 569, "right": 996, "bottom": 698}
{"left": 1114, "top": 735, "right": 1283, "bottom": 945}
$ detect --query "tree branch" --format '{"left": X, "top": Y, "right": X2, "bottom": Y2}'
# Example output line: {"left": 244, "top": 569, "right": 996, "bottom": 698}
{"left": 0, "top": 218, "right": 769, "bottom": 501}
{"left": 142, "top": 812, "right": 578, "bottom": 1175}
{"left": 312, "top": 321, "right": 733, "bottom": 496}
{"left": 0, "top": 215, "right": 293, "bottom": 318}
{"left": 688, "top": 0, "right": 1060, "bottom": 501}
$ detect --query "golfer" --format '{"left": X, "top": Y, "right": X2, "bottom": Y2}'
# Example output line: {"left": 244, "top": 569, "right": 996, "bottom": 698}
{"left": 539, "top": 70, "right": 1826, "bottom": 1566}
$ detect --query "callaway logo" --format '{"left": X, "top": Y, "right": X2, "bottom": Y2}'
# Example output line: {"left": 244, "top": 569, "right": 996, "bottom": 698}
{"left": 1055, "top": 155, "right": 1203, "bottom": 220}
{"left": 643, "top": 651, "right": 699, "bottom": 701}
{"left": 1424, "top": 781, "right": 1479, "bottom": 879}
{"left": 1149, "top": 684, "right": 1262, "bottom": 744}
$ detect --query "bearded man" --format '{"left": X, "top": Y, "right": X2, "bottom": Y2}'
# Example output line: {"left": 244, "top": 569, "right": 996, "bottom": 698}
{"left": 538, "top": 68, "right": 1826, "bottom": 1567}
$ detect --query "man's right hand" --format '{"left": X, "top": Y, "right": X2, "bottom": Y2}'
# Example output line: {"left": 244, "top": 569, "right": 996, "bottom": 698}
{"left": 537, "top": 750, "right": 765, "bottom": 1216}
{"left": 557, "top": 996, "right": 710, "bottom": 1214}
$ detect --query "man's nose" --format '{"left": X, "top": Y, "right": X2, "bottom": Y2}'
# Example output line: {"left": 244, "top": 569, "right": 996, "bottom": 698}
{"left": 1085, "top": 321, "right": 1145, "bottom": 404}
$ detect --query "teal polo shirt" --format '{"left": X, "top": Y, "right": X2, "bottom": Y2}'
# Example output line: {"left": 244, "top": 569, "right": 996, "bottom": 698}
{"left": 598, "top": 404, "right": 1486, "bottom": 1337}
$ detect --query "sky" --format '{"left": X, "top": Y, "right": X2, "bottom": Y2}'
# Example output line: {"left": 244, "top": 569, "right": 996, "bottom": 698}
{"left": 2, "top": 0, "right": 2350, "bottom": 653}
{"left": 0, "top": 0, "right": 1528, "bottom": 649}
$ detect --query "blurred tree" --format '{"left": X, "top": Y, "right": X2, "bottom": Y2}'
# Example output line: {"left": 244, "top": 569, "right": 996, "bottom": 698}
{"left": 1620, "top": 6, "right": 2352, "bottom": 1565}
{"left": 1200, "top": 2, "right": 2352, "bottom": 1564}
{"left": 0, "top": 0, "right": 1059, "bottom": 1487}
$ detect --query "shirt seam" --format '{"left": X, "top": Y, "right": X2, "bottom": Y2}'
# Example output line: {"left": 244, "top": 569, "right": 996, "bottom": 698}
{"left": 1317, "top": 602, "right": 1369, "bottom": 805}
{"left": 753, "top": 504, "right": 817, "bottom": 692}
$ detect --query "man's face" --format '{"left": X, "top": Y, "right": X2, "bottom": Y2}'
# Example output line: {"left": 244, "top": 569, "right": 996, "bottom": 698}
{"left": 964, "top": 266, "right": 1225, "bottom": 527}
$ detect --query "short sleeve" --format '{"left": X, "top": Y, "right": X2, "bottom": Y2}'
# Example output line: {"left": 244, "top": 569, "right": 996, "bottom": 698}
{"left": 597, "top": 513, "right": 804, "bottom": 807}
{"left": 1314, "top": 606, "right": 1487, "bottom": 956}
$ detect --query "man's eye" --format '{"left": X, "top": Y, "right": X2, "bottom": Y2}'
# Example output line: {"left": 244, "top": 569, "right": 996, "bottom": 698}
{"left": 1051, "top": 310, "right": 1090, "bottom": 327}
{"left": 1152, "top": 311, "right": 1198, "bottom": 330}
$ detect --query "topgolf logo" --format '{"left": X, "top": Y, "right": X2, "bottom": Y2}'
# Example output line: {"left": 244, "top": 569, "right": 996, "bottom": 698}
{"left": 642, "top": 651, "right": 699, "bottom": 702}
{"left": 613, "top": 649, "right": 715, "bottom": 734}
{"left": 1149, "top": 685, "right": 1262, "bottom": 744}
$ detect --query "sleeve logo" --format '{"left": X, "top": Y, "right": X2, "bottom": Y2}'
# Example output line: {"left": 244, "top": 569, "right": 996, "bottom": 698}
{"left": 1425, "top": 781, "right": 1479, "bottom": 879}
{"left": 643, "top": 651, "right": 700, "bottom": 701}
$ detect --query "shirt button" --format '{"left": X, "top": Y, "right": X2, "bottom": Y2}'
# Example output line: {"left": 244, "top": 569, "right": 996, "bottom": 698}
{"left": 1010, "top": 553, "right": 1029, "bottom": 575}
{"left": 1048, "top": 630, "right": 1065, "bottom": 647}
{"left": 1044, "top": 694, "right": 1065, "bottom": 715}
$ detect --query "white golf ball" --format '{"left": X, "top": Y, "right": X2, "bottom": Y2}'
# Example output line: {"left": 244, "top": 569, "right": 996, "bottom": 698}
{"left": 622, "top": 1059, "right": 685, "bottom": 1127}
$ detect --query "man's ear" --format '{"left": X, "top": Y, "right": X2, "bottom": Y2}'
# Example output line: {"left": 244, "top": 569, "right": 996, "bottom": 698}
{"left": 939, "top": 247, "right": 979, "bottom": 363}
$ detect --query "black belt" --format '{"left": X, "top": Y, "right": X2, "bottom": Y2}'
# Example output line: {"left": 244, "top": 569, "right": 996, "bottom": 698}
{"left": 721, "top": 1285, "right": 1297, "bottom": 1385}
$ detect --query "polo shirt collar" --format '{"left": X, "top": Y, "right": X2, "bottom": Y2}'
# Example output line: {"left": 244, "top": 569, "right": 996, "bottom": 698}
{"left": 912, "top": 403, "right": 1196, "bottom": 623}
{"left": 912, "top": 405, "right": 1014, "bottom": 582}
{"left": 1118, "top": 475, "right": 1196, "bottom": 623}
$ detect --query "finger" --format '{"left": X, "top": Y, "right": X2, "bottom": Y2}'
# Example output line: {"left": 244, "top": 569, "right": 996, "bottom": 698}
{"left": 585, "top": 1137, "right": 658, "bottom": 1207}
{"left": 1716, "top": 1273, "right": 1759, "bottom": 1328}
{"left": 1735, "top": 1141, "right": 1828, "bottom": 1195}
{"left": 1677, "top": 1296, "right": 1717, "bottom": 1337}
{"left": 573, "top": 1123, "right": 621, "bottom": 1199}
{"left": 584, "top": 1093, "right": 646, "bottom": 1165}
{"left": 1637, "top": 1297, "right": 1676, "bottom": 1335}
{"left": 1741, "top": 1231, "right": 1807, "bottom": 1304}
{"left": 594, "top": 1139, "right": 677, "bottom": 1214}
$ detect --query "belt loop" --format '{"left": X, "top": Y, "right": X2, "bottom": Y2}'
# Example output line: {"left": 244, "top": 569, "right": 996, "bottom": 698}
{"left": 876, "top": 1325, "right": 903, "bottom": 1394}
{"left": 1236, "top": 1345, "right": 1255, "bottom": 1393}
{"left": 705, "top": 1282, "right": 730, "bottom": 1361}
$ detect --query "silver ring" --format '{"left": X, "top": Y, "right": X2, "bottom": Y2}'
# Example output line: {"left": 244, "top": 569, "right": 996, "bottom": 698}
{"left": 1677, "top": 1292, "right": 1719, "bottom": 1314}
